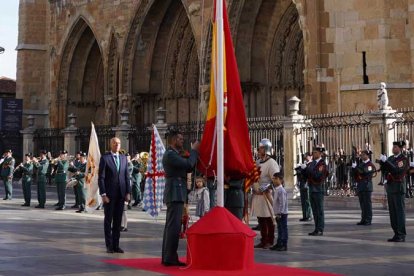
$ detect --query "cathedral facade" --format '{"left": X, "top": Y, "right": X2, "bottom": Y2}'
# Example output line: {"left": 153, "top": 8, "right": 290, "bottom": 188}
{"left": 16, "top": 0, "right": 414, "bottom": 128}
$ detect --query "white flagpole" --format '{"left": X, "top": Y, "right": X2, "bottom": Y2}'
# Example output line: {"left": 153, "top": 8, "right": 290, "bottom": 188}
{"left": 216, "top": 0, "right": 224, "bottom": 207}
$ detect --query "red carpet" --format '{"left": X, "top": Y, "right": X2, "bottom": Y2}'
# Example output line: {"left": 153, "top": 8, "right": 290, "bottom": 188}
{"left": 103, "top": 258, "right": 338, "bottom": 275}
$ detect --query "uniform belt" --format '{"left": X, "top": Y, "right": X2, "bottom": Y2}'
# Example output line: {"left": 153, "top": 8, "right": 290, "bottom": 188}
{"left": 57, "top": 171, "right": 66, "bottom": 174}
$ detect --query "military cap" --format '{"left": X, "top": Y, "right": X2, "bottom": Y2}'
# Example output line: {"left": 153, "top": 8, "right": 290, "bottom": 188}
{"left": 80, "top": 152, "right": 87, "bottom": 157}
{"left": 76, "top": 151, "right": 83, "bottom": 155}
{"left": 25, "top": 153, "right": 32, "bottom": 157}
{"left": 4, "top": 149, "right": 12, "bottom": 153}
{"left": 125, "top": 153, "right": 130, "bottom": 157}
{"left": 40, "top": 150, "right": 47, "bottom": 155}
{"left": 60, "top": 150, "right": 68, "bottom": 155}
{"left": 393, "top": 141, "right": 406, "bottom": 148}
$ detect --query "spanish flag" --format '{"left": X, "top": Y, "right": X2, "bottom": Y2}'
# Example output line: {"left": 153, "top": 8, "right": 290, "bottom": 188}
{"left": 198, "top": 0, "right": 256, "bottom": 185}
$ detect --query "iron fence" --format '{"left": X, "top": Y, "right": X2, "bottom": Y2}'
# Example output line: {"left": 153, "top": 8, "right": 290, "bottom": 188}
{"left": 75, "top": 125, "right": 115, "bottom": 154}
{"left": 0, "top": 131, "right": 23, "bottom": 163}
{"left": 33, "top": 128, "right": 64, "bottom": 157}
{"left": 128, "top": 124, "right": 152, "bottom": 153}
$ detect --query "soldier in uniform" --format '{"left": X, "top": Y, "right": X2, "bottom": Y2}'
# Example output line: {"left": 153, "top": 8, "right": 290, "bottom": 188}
{"left": 131, "top": 151, "right": 143, "bottom": 207}
{"left": 74, "top": 152, "right": 87, "bottom": 213}
{"left": 303, "top": 146, "right": 328, "bottom": 236}
{"left": 70, "top": 151, "right": 82, "bottom": 209}
{"left": 161, "top": 130, "right": 198, "bottom": 266}
{"left": 295, "top": 152, "right": 312, "bottom": 221}
{"left": 224, "top": 176, "right": 244, "bottom": 220}
{"left": 20, "top": 153, "right": 34, "bottom": 206}
{"left": 251, "top": 139, "right": 280, "bottom": 249}
{"left": 55, "top": 150, "right": 69, "bottom": 210}
{"left": 1, "top": 149, "right": 15, "bottom": 200}
{"left": 33, "top": 150, "right": 49, "bottom": 208}
{"left": 352, "top": 150, "right": 376, "bottom": 225}
{"left": 379, "top": 141, "right": 409, "bottom": 242}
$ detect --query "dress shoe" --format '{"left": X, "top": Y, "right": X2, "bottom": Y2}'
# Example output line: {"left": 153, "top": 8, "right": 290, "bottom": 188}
{"left": 269, "top": 244, "right": 281, "bottom": 251}
{"left": 254, "top": 242, "right": 265, "bottom": 248}
{"left": 53, "top": 203, "right": 59, "bottom": 206}
{"left": 76, "top": 209, "right": 84, "bottom": 213}
{"left": 162, "top": 261, "right": 186, "bottom": 267}
{"left": 132, "top": 202, "right": 138, "bottom": 207}
{"left": 262, "top": 243, "right": 272, "bottom": 249}
{"left": 35, "top": 205, "right": 44, "bottom": 209}
{"left": 388, "top": 237, "right": 405, "bottom": 242}
{"left": 55, "top": 206, "right": 65, "bottom": 210}
{"left": 300, "top": 218, "right": 312, "bottom": 222}
{"left": 113, "top": 247, "right": 124, "bottom": 253}
{"left": 276, "top": 245, "right": 287, "bottom": 251}
{"left": 127, "top": 205, "right": 132, "bottom": 210}
{"left": 71, "top": 204, "right": 78, "bottom": 209}
{"left": 309, "top": 231, "right": 323, "bottom": 236}
{"left": 356, "top": 221, "right": 365, "bottom": 225}
{"left": 106, "top": 247, "right": 114, "bottom": 253}
{"left": 21, "top": 203, "right": 30, "bottom": 207}
{"left": 120, "top": 227, "right": 128, "bottom": 232}
{"left": 364, "top": 222, "right": 372, "bottom": 226}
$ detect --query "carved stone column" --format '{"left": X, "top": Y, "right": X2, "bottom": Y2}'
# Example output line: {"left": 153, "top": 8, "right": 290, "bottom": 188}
{"left": 20, "top": 115, "right": 36, "bottom": 155}
{"left": 155, "top": 107, "right": 168, "bottom": 146}
{"left": 112, "top": 109, "right": 131, "bottom": 153}
{"left": 62, "top": 113, "right": 78, "bottom": 154}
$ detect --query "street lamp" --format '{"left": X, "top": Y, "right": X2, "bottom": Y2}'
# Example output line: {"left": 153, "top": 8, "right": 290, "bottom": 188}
{"left": 0, "top": 46, "right": 4, "bottom": 54}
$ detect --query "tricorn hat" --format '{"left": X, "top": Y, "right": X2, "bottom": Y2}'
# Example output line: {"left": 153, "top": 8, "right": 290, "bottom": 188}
{"left": 393, "top": 141, "right": 406, "bottom": 148}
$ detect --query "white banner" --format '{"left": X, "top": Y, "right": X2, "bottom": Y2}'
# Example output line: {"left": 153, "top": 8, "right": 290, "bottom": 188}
{"left": 85, "top": 122, "right": 102, "bottom": 211}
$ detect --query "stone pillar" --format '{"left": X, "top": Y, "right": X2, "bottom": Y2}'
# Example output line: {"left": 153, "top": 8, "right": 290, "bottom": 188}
{"left": 366, "top": 109, "right": 400, "bottom": 196}
{"left": 61, "top": 113, "right": 78, "bottom": 155}
{"left": 112, "top": 109, "right": 131, "bottom": 153}
{"left": 155, "top": 107, "right": 168, "bottom": 146}
{"left": 281, "top": 96, "right": 307, "bottom": 192}
{"left": 20, "top": 115, "right": 36, "bottom": 155}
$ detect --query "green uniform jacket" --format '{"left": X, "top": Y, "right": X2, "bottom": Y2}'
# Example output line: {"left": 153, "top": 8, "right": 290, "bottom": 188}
{"left": 131, "top": 160, "right": 142, "bottom": 184}
{"left": 1, "top": 157, "right": 15, "bottom": 178}
{"left": 55, "top": 160, "right": 69, "bottom": 182}
{"left": 162, "top": 148, "right": 198, "bottom": 204}
{"left": 74, "top": 162, "right": 86, "bottom": 186}
{"left": 353, "top": 160, "right": 376, "bottom": 192}
{"left": 381, "top": 154, "right": 409, "bottom": 194}
{"left": 20, "top": 162, "right": 34, "bottom": 182}
{"left": 34, "top": 159, "right": 49, "bottom": 176}
{"left": 304, "top": 159, "right": 328, "bottom": 193}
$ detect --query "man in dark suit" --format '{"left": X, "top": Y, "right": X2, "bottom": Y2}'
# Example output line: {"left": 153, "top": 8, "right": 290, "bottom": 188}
{"left": 98, "top": 137, "right": 131, "bottom": 253}
{"left": 162, "top": 130, "right": 198, "bottom": 266}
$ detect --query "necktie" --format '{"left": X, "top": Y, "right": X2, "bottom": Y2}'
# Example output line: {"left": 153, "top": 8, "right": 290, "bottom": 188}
{"left": 115, "top": 155, "right": 120, "bottom": 172}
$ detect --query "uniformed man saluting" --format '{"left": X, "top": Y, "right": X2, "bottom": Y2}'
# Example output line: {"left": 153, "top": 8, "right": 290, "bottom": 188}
{"left": 352, "top": 149, "right": 376, "bottom": 226}
{"left": 379, "top": 141, "right": 409, "bottom": 242}
{"left": 161, "top": 130, "right": 199, "bottom": 267}
{"left": 303, "top": 146, "right": 328, "bottom": 236}
{"left": 1, "top": 149, "right": 15, "bottom": 200}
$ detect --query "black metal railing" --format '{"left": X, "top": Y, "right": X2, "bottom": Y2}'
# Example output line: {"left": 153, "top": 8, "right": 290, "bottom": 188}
{"left": 33, "top": 128, "right": 64, "bottom": 157}
{"left": 75, "top": 125, "right": 115, "bottom": 154}
{"left": 128, "top": 124, "right": 152, "bottom": 153}
{"left": 0, "top": 130, "right": 23, "bottom": 163}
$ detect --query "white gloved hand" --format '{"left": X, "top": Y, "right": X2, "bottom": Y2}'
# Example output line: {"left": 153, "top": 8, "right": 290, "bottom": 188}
{"left": 296, "top": 163, "right": 301, "bottom": 168}
{"left": 352, "top": 162, "right": 357, "bottom": 168}
{"left": 300, "top": 163, "right": 307, "bottom": 169}
{"left": 380, "top": 154, "right": 387, "bottom": 162}
{"left": 410, "top": 161, "right": 414, "bottom": 167}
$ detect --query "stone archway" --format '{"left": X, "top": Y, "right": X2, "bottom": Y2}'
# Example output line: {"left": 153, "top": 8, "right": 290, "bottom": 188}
{"left": 56, "top": 17, "right": 105, "bottom": 128}
{"left": 123, "top": 0, "right": 200, "bottom": 125}
{"left": 231, "top": 0, "right": 304, "bottom": 117}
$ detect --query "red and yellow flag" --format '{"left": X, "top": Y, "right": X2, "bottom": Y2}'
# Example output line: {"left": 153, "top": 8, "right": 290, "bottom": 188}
{"left": 198, "top": 0, "right": 256, "bottom": 187}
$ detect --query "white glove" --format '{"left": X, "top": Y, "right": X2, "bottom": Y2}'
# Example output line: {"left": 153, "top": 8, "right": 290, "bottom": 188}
{"left": 296, "top": 163, "right": 301, "bottom": 168}
{"left": 380, "top": 154, "right": 387, "bottom": 162}
{"left": 300, "top": 164, "right": 307, "bottom": 169}
{"left": 351, "top": 162, "right": 357, "bottom": 168}
{"left": 410, "top": 162, "right": 414, "bottom": 167}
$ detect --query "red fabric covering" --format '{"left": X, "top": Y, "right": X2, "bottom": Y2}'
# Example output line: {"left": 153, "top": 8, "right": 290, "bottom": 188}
{"left": 186, "top": 207, "right": 256, "bottom": 270}
{"left": 103, "top": 258, "right": 339, "bottom": 276}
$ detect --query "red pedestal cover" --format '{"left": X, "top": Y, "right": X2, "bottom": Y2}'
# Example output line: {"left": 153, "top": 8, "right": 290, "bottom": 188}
{"left": 186, "top": 207, "right": 256, "bottom": 270}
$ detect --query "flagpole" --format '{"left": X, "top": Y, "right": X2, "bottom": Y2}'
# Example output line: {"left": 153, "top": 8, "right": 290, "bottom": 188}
{"left": 216, "top": 0, "right": 224, "bottom": 207}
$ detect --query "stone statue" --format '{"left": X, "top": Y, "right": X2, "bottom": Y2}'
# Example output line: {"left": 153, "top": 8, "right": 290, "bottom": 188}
{"left": 377, "top": 82, "right": 391, "bottom": 110}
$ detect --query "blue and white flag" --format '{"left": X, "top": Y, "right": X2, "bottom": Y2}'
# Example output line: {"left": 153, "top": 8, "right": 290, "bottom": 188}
{"left": 143, "top": 125, "right": 166, "bottom": 218}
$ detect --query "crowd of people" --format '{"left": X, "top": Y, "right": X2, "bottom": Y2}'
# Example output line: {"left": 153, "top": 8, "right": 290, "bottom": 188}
{"left": 0, "top": 132, "right": 412, "bottom": 264}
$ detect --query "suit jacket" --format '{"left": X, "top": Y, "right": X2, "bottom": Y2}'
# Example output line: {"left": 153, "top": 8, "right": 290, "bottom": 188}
{"left": 162, "top": 147, "right": 198, "bottom": 204}
{"left": 98, "top": 152, "right": 131, "bottom": 199}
